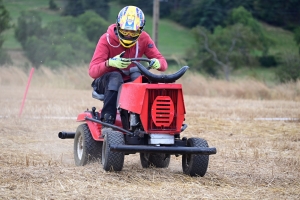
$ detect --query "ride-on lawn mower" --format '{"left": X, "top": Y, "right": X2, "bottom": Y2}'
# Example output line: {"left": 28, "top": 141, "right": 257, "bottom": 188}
{"left": 58, "top": 58, "right": 216, "bottom": 177}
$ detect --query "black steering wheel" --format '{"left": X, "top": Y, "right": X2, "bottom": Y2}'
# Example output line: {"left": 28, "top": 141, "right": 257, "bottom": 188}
{"left": 120, "top": 57, "right": 189, "bottom": 83}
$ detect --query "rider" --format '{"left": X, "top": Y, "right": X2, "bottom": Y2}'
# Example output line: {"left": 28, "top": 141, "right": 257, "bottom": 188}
{"left": 89, "top": 5, "right": 168, "bottom": 128}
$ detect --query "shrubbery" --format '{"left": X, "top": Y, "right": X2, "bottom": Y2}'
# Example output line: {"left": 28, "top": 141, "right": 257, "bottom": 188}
{"left": 63, "top": 0, "right": 109, "bottom": 20}
{"left": 187, "top": 7, "right": 273, "bottom": 80}
{"left": 14, "top": 10, "right": 109, "bottom": 68}
{"left": 275, "top": 53, "right": 300, "bottom": 83}
{"left": 0, "top": 0, "right": 12, "bottom": 65}
{"left": 49, "top": 0, "right": 58, "bottom": 11}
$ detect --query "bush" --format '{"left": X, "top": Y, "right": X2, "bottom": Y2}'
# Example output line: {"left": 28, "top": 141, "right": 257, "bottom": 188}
{"left": 49, "top": 0, "right": 58, "bottom": 10}
{"left": 0, "top": 0, "right": 12, "bottom": 65}
{"left": 294, "top": 27, "right": 300, "bottom": 54}
{"left": 46, "top": 16, "right": 77, "bottom": 36}
{"left": 62, "top": 0, "right": 84, "bottom": 17}
{"left": 76, "top": 11, "right": 109, "bottom": 43}
{"left": 23, "top": 36, "right": 50, "bottom": 68}
{"left": 63, "top": 0, "right": 110, "bottom": 20}
{"left": 50, "top": 33, "right": 94, "bottom": 65}
{"left": 275, "top": 53, "right": 300, "bottom": 82}
{"left": 14, "top": 11, "right": 44, "bottom": 47}
{"left": 258, "top": 55, "right": 277, "bottom": 68}
{"left": 0, "top": 1, "right": 11, "bottom": 35}
{"left": 0, "top": 48, "right": 12, "bottom": 65}
{"left": 13, "top": 6, "right": 114, "bottom": 69}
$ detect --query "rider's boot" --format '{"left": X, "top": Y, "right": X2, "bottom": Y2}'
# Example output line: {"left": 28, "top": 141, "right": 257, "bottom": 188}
{"left": 101, "top": 113, "right": 115, "bottom": 135}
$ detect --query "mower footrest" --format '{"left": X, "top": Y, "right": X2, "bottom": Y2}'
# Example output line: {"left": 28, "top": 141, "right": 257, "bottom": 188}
{"left": 109, "top": 145, "right": 217, "bottom": 155}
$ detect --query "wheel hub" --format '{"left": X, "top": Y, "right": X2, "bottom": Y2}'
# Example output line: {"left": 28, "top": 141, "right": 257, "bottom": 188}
{"left": 77, "top": 135, "right": 83, "bottom": 160}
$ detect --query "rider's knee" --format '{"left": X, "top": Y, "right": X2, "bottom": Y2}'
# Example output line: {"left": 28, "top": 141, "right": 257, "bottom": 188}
{"left": 108, "top": 72, "right": 124, "bottom": 91}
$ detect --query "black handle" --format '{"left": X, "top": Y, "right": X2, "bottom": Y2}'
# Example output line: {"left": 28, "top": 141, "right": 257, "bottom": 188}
{"left": 129, "top": 58, "right": 151, "bottom": 62}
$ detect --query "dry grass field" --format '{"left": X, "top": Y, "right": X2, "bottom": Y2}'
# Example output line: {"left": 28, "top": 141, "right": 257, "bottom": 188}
{"left": 0, "top": 66, "right": 300, "bottom": 199}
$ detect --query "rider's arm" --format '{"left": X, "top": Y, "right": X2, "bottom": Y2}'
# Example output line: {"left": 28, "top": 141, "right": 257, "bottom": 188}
{"left": 89, "top": 35, "right": 115, "bottom": 79}
{"left": 142, "top": 33, "right": 168, "bottom": 72}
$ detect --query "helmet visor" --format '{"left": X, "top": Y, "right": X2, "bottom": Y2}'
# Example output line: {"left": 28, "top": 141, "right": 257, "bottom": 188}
{"left": 119, "top": 29, "right": 140, "bottom": 38}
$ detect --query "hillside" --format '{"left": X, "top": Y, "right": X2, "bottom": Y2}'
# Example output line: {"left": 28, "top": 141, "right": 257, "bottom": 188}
{"left": 2, "top": 0, "right": 195, "bottom": 58}
{"left": 2, "top": 0, "right": 299, "bottom": 84}
{"left": 3, "top": 1, "right": 297, "bottom": 59}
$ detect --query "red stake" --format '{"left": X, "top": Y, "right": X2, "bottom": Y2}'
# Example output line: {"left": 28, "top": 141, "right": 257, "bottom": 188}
{"left": 19, "top": 67, "right": 34, "bottom": 117}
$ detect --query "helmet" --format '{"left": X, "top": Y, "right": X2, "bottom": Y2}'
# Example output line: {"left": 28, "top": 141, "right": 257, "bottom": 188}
{"left": 116, "top": 6, "right": 145, "bottom": 48}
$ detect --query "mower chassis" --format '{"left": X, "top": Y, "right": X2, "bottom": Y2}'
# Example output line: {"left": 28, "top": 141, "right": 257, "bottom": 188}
{"left": 110, "top": 144, "right": 216, "bottom": 155}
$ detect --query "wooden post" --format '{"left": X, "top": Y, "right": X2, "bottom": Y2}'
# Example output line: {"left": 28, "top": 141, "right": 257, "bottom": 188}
{"left": 152, "top": 0, "right": 160, "bottom": 47}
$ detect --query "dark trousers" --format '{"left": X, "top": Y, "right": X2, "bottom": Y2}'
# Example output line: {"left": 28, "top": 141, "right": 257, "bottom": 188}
{"left": 91, "top": 71, "right": 124, "bottom": 121}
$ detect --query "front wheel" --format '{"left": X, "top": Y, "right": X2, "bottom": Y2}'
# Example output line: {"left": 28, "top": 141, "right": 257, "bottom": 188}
{"left": 182, "top": 138, "right": 209, "bottom": 177}
{"left": 74, "top": 123, "right": 102, "bottom": 166}
{"left": 102, "top": 130, "right": 125, "bottom": 171}
{"left": 140, "top": 153, "right": 170, "bottom": 168}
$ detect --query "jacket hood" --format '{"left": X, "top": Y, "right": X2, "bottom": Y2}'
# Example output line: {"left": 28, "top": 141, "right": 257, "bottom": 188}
{"left": 106, "top": 24, "right": 120, "bottom": 45}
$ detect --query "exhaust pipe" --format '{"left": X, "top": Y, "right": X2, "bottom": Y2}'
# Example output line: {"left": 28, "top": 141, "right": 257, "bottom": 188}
{"left": 58, "top": 131, "right": 75, "bottom": 139}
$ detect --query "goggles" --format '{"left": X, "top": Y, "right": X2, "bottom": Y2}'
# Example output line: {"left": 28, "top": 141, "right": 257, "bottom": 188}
{"left": 119, "top": 29, "right": 140, "bottom": 38}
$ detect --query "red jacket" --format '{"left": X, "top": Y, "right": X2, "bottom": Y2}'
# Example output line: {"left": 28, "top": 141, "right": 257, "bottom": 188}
{"left": 89, "top": 24, "right": 168, "bottom": 80}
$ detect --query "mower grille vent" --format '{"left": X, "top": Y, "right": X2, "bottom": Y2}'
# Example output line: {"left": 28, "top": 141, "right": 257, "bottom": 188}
{"left": 148, "top": 89, "right": 178, "bottom": 130}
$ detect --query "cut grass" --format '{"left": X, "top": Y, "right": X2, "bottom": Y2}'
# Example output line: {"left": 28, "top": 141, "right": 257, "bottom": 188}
{"left": 0, "top": 83, "right": 299, "bottom": 199}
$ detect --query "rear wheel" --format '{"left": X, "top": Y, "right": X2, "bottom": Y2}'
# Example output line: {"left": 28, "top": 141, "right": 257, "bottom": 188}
{"left": 140, "top": 153, "right": 170, "bottom": 168}
{"left": 102, "top": 130, "right": 125, "bottom": 171}
{"left": 182, "top": 138, "right": 209, "bottom": 177}
{"left": 74, "top": 123, "right": 102, "bottom": 166}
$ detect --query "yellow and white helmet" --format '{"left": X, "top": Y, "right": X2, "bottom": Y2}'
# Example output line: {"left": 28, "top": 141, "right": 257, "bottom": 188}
{"left": 116, "top": 6, "right": 145, "bottom": 48}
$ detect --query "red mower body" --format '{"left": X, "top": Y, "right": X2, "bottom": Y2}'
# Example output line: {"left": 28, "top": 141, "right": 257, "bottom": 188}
{"left": 77, "top": 111, "right": 122, "bottom": 141}
{"left": 76, "top": 76, "right": 186, "bottom": 140}
{"left": 118, "top": 76, "right": 185, "bottom": 134}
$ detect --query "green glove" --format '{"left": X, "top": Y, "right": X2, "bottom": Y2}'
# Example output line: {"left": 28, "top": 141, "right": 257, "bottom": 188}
{"left": 108, "top": 51, "right": 131, "bottom": 69}
{"left": 149, "top": 58, "right": 161, "bottom": 70}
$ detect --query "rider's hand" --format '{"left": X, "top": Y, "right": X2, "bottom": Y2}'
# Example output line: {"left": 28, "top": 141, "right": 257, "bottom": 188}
{"left": 108, "top": 51, "right": 131, "bottom": 69}
{"left": 149, "top": 58, "right": 160, "bottom": 70}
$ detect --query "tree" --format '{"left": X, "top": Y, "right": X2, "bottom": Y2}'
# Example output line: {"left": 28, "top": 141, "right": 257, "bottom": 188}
{"left": 63, "top": 0, "right": 84, "bottom": 17}
{"left": 191, "top": 23, "right": 265, "bottom": 80}
{"left": 46, "top": 16, "right": 77, "bottom": 36}
{"left": 83, "top": 0, "right": 109, "bottom": 20}
{"left": 252, "top": 0, "right": 300, "bottom": 29}
{"left": 0, "top": 0, "right": 10, "bottom": 35}
{"left": 14, "top": 11, "right": 96, "bottom": 68}
{"left": 62, "top": 0, "right": 109, "bottom": 19}
{"left": 23, "top": 36, "right": 50, "bottom": 68}
{"left": 275, "top": 53, "right": 300, "bottom": 83}
{"left": 0, "top": 0, "right": 12, "bottom": 65}
{"left": 77, "top": 11, "right": 109, "bottom": 42}
{"left": 49, "top": 0, "right": 58, "bottom": 11}
{"left": 169, "top": 0, "right": 254, "bottom": 31}
{"left": 187, "top": 6, "right": 273, "bottom": 80}
{"left": 294, "top": 27, "right": 300, "bottom": 54}
{"left": 15, "top": 11, "right": 44, "bottom": 47}
{"left": 226, "top": 6, "right": 273, "bottom": 54}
